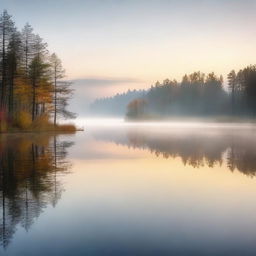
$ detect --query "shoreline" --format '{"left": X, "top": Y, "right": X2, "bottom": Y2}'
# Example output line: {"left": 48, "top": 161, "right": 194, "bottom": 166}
{"left": 0, "top": 129, "right": 84, "bottom": 135}
{"left": 125, "top": 116, "right": 256, "bottom": 123}
{"left": 0, "top": 122, "right": 84, "bottom": 134}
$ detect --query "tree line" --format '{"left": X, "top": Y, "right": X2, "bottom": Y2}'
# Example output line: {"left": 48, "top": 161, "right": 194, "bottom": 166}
{"left": 126, "top": 67, "right": 256, "bottom": 119}
{"left": 0, "top": 10, "right": 75, "bottom": 131}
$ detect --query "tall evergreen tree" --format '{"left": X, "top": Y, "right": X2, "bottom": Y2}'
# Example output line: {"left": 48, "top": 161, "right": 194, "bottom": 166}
{"left": 21, "top": 23, "right": 34, "bottom": 75}
{"left": 228, "top": 70, "right": 237, "bottom": 115}
{"left": 6, "top": 31, "right": 21, "bottom": 117}
{"left": 0, "top": 10, "right": 15, "bottom": 112}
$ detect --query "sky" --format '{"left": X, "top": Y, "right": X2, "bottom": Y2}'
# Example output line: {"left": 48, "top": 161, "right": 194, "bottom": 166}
{"left": 1, "top": 0, "right": 256, "bottom": 108}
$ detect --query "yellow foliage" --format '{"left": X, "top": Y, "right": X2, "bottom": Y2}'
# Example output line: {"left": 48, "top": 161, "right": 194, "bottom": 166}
{"left": 14, "top": 76, "right": 32, "bottom": 103}
{"left": 54, "top": 123, "right": 77, "bottom": 132}
{"left": 31, "top": 114, "right": 51, "bottom": 130}
{"left": 15, "top": 111, "right": 32, "bottom": 129}
{"left": 0, "top": 120, "right": 8, "bottom": 132}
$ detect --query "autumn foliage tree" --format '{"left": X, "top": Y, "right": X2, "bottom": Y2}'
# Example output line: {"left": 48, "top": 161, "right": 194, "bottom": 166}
{"left": 126, "top": 98, "right": 147, "bottom": 120}
{"left": 0, "top": 10, "right": 75, "bottom": 131}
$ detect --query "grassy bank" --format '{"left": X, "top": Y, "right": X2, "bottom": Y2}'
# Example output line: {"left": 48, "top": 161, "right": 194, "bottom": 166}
{"left": 0, "top": 114, "right": 82, "bottom": 133}
{"left": 0, "top": 123, "right": 81, "bottom": 134}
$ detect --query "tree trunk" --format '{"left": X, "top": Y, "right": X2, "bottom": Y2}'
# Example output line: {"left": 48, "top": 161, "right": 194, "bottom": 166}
{"left": 54, "top": 72, "right": 57, "bottom": 126}
{"left": 1, "top": 24, "right": 6, "bottom": 112}
{"left": 8, "top": 72, "right": 14, "bottom": 120}
{"left": 32, "top": 85, "right": 36, "bottom": 121}
{"left": 231, "top": 84, "right": 235, "bottom": 116}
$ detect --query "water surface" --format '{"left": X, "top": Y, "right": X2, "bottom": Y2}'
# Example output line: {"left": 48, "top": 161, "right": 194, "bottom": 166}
{"left": 1, "top": 121, "right": 256, "bottom": 255}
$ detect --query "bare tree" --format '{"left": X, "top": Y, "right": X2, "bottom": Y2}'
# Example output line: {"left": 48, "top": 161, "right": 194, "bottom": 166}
{"left": 50, "top": 53, "right": 75, "bottom": 125}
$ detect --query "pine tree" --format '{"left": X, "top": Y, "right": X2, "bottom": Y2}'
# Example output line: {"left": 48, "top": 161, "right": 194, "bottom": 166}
{"left": 227, "top": 70, "right": 237, "bottom": 115}
{"left": 6, "top": 31, "right": 21, "bottom": 117}
{"left": 21, "top": 23, "right": 34, "bottom": 75}
{"left": 0, "top": 10, "right": 15, "bottom": 113}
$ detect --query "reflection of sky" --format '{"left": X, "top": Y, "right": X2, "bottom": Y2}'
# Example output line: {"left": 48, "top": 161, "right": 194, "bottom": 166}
{"left": 2, "top": 124, "right": 256, "bottom": 255}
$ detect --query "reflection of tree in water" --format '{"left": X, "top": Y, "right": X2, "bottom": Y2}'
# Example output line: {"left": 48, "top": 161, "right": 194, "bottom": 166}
{"left": 0, "top": 134, "right": 74, "bottom": 249}
{"left": 94, "top": 127, "right": 256, "bottom": 177}
{"left": 227, "top": 134, "right": 256, "bottom": 177}
{"left": 127, "top": 130, "right": 226, "bottom": 168}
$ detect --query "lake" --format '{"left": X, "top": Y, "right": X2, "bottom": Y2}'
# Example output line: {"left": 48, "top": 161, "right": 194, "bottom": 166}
{"left": 1, "top": 119, "right": 256, "bottom": 255}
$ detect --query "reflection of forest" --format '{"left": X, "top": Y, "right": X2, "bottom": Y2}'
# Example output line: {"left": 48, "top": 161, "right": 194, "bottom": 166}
{"left": 0, "top": 134, "right": 73, "bottom": 249}
{"left": 93, "top": 127, "right": 256, "bottom": 177}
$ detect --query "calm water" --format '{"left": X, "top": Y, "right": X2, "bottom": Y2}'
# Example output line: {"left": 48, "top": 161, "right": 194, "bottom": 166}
{"left": 1, "top": 121, "right": 256, "bottom": 255}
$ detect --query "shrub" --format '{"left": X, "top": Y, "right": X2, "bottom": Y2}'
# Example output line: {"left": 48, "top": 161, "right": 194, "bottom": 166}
{"left": 15, "top": 111, "right": 32, "bottom": 130}
{"left": 0, "top": 120, "right": 8, "bottom": 132}
{"left": 31, "top": 114, "right": 51, "bottom": 130}
{"left": 55, "top": 123, "right": 77, "bottom": 132}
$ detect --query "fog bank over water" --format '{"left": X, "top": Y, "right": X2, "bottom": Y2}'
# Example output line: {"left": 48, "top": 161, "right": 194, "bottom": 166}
{"left": 81, "top": 120, "right": 256, "bottom": 177}
{"left": 68, "top": 117, "right": 256, "bottom": 130}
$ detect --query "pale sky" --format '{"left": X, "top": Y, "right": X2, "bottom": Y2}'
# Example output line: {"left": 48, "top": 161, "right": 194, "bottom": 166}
{"left": 1, "top": 0, "right": 256, "bottom": 104}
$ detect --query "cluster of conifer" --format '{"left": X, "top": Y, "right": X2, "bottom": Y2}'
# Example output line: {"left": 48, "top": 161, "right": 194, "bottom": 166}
{"left": 0, "top": 10, "right": 75, "bottom": 131}
{"left": 126, "top": 69, "right": 256, "bottom": 119}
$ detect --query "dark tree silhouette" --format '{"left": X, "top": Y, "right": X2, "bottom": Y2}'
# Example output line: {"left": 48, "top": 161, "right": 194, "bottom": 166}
{"left": 0, "top": 10, "right": 75, "bottom": 131}
{"left": 0, "top": 10, "right": 15, "bottom": 116}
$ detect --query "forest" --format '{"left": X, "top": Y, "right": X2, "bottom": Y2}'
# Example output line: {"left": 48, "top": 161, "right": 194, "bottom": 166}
{"left": 126, "top": 68, "right": 256, "bottom": 120}
{"left": 0, "top": 10, "right": 75, "bottom": 132}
